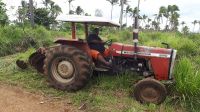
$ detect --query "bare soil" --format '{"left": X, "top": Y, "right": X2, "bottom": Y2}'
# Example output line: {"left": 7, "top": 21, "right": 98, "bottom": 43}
{"left": 0, "top": 84, "right": 81, "bottom": 112}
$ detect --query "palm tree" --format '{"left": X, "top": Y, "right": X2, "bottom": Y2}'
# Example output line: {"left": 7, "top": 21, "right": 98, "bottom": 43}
{"left": 68, "top": 0, "right": 75, "bottom": 14}
{"left": 181, "top": 21, "right": 185, "bottom": 29}
{"left": 163, "top": 8, "right": 170, "bottom": 30}
{"left": 119, "top": 0, "right": 128, "bottom": 28}
{"left": 153, "top": 14, "right": 158, "bottom": 21}
{"left": 180, "top": 21, "right": 186, "bottom": 32}
{"left": 146, "top": 18, "right": 151, "bottom": 29}
{"left": 129, "top": 7, "right": 138, "bottom": 19}
{"left": 147, "top": 18, "right": 151, "bottom": 23}
{"left": 76, "top": 6, "right": 84, "bottom": 15}
{"left": 21, "top": 0, "right": 27, "bottom": 8}
{"left": 50, "top": 4, "right": 62, "bottom": 29}
{"left": 49, "top": 1, "right": 55, "bottom": 9}
{"left": 152, "top": 20, "right": 157, "bottom": 30}
{"left": 192, "top": 20, "right": 198, "bottom": 32}
{"left": 167, "top": 5, "right": 179, "bottom": 31}
{"left": 182, "top": 26, "right": 189, "bottom": 34}
{"left": 18, "top": 0, "right": 28, "bottom": 23}
{"left": 106, "top": 0, "right": 119, "bottom": 20}
{"left": 170, "top": 5, "right": 179, "bottom": 14}
{"left": 129, "top": 7, "right": 141, "bottom": 28}
{"left": 125, "top": 5, "right": 131, "bottom": 26}
{"left": 51, "top": 4, "right": 62, "bottom": 17}
{"left": 141, "top": 14, "right": 147, "bottom": 28}
{"left": 43, "top": 1, "right": 62, "bottom": 18}
{"left": 129, "top": 7, "right": 138, "bottom": 27}
{"left": 43, "top": 0, "right": 51, "bottom": 9}
{"left": 159, "top": 6, "right": 167, "bottom": 24}
{"left": 29, "top": 0, "right": 34, "bottom": 28}
{"left": 171, "top": 12, "right": 179, "bottom": 31}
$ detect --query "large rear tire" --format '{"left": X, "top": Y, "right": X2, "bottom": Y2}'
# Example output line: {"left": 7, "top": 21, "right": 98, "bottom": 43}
{"left": 43, "top": 45, "right": 92, "bottom": 91}
{"left": 133, "top": 78, "right": 167, "bottom": 104}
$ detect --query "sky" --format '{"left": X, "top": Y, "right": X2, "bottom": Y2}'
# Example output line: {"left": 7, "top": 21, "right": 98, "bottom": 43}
{"left": 2, "top": 0, "right": 200, "bottom": 32}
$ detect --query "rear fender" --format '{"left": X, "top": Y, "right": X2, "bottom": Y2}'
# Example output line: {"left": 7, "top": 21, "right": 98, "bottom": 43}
{"left": 54, "top": 39, "right": 92, "bottom": 58}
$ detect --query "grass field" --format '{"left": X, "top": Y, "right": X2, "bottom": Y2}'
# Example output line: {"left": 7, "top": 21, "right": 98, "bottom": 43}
{"left": 0, "top": 26, "right": 200, "bottom": 111}
{"left": 0, "top": 52, "right": 182, "bottom": 112}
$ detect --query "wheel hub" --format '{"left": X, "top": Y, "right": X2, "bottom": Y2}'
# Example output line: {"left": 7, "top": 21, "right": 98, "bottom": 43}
{"left": 57, "top": 61, "right": 74, "bottom": 79}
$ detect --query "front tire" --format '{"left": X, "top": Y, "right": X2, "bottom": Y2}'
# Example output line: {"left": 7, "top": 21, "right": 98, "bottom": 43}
{"left": 133, "top": 78, "right": 167, "bottom": 104}
{"left": 43, "top": 45, "right": 92, "bottom": 91}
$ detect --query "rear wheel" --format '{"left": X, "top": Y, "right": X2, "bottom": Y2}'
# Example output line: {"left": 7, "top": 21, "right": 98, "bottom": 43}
{"left": 133, "top": 78, "right": 167, "bottom": 104}
{"left": 43, "top": 45, "right": 92, "bottom": 91}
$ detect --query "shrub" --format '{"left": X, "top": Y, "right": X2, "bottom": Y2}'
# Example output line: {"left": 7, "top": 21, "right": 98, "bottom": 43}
{"left": 0, "top": 25, "right": 67, "bottom": 56}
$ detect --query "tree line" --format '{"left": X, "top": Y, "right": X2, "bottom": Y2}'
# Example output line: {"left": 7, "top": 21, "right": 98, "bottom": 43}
{"left": 0, "top": 0, "right": 200, "bottom": 34}
{"left": 106, "top": 0, "right": 200, "bottom": 34}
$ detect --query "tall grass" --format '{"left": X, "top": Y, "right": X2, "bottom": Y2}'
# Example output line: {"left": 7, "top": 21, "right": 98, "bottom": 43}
{"left": 0, "top": 25, "right": 66, "bottom": 57}
{"left": 174, "top": 57, "right": 200, "bottom": 111}
{"left": 174, "top": 57, "right": 200, "bottom": 95}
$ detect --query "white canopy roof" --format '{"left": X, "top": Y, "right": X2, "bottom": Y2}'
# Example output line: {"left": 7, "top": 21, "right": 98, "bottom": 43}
{"left": 56, "top": 15, "right": 120, "bottom": 27}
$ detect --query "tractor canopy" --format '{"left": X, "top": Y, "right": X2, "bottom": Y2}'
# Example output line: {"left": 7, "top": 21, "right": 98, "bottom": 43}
{"left": 56, "top": 15, "right": 120, "bottom": 39}
{"left": 56, "top": 15, "right": 120, "bottom": 27}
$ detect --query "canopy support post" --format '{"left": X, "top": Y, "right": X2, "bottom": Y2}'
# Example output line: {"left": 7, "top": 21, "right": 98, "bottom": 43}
{"left": 71, "top": 22, "right": 76, "bottom": 39}
{"left": 84, "top": 23, "right": 88, "bottom": 39}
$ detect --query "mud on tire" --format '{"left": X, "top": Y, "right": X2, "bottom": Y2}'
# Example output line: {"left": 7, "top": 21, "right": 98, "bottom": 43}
{"left": 43, "top": 45, "right": 93, "bottom": 91}
{"left": 133, "top": 78, "right": 167, "bottom": 104}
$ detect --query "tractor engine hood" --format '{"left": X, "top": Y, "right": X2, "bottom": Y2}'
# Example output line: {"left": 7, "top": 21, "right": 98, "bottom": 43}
{"left": 109, "top": 42, "right": 177, "bottom": 80}
{"left": 110, "top": 43, "right": 172, "bottom": 58}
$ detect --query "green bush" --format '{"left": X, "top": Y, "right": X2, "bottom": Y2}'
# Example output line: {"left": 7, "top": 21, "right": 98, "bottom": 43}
{"left": 0, "top": 25, "right": 67, "bottom": 56}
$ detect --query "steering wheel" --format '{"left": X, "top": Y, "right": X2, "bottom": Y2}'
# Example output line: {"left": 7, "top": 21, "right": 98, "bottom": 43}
{"left": 104, "top": 39, "right": 113, "bottom": 46}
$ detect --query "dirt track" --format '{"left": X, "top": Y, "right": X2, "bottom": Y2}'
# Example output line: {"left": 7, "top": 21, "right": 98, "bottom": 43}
{"left": 0, "top": 84, "right": 80, "bottom": 112}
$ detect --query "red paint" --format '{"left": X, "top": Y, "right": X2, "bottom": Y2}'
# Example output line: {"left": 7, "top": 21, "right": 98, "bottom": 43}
{"left": 109, "top": 43, "right": 171, "bottom": 80}
{"left": 110, "top": 43, "right": 171, "bottom": 58}
{"left": 150, "top": 58, "right": 170, "bottom": 80}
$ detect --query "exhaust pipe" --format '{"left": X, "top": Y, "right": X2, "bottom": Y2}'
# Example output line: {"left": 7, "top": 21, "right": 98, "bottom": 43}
{"left": 133, "top": 0, "right": 140, "bottom": 59}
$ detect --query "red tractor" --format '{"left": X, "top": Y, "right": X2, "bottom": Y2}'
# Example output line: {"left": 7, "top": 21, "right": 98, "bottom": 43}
{"left": 17, "top": 15, "right": 177, "bottom": 104}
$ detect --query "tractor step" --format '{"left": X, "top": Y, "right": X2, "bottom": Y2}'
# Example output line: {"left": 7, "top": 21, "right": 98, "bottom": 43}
{"left": 94, "top": 67, "right": 109, "bottom": 72}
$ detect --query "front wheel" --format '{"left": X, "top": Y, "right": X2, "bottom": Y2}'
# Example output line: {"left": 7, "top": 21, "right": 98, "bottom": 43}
{"left": 43, "top": 45, "right": 93, "bottom": 91}
{"left": 133, "top": 78, "right": 167, "bottom": 104}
